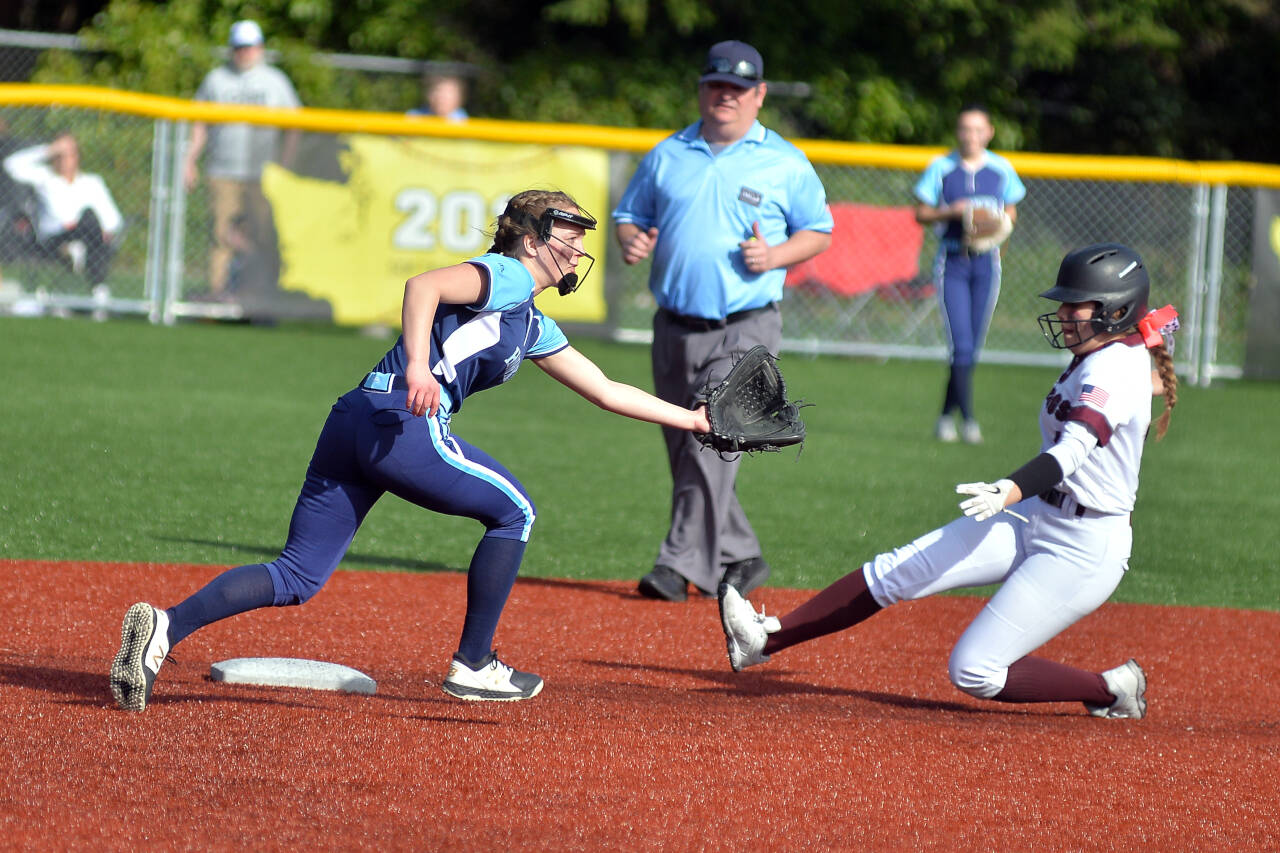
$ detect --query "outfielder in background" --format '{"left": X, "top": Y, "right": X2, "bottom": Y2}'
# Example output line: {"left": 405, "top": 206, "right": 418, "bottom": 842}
{"left": 110, "top": 189, "right": 712, "bottom": 710}
{"left": 613, "top": 39, "right": 833, "bottom": 603}
{"left": 721, "top": 243, "right": 1179, "bottom": 720}
{"left": 914, "top": 104, "right": 1026, "bottom": 445}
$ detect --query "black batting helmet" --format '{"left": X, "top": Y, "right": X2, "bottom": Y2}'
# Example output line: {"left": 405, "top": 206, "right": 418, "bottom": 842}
{"left": 1038, "top": 243, "right": 1149, "bottom": 348}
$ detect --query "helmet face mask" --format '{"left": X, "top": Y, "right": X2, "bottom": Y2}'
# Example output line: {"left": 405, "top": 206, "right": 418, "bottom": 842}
{"left": 538, "top": 208, "right": 597, "bottom": 295}
{"left": 507, "top": 203, "right": 598, "bottom": 295}
{"left": 1038, "top": 243, "right": 1149, "bottom": 349}
{"left": 1037, "top": 303, "right": 1108, "bottom": 350}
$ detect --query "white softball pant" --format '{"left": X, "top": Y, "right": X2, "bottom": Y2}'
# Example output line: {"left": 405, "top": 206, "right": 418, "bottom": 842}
{"left": 863, "top": 498, "right": 1133, "bottom": 699}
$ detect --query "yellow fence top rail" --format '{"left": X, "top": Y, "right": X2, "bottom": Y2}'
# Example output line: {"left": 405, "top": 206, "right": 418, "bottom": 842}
{"left": 5, "top": 83, "right": 1279, "bottom": 188}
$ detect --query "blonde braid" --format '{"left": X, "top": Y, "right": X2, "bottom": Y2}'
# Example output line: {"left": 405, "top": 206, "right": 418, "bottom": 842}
{"left": 1151, "top": 342, "right": 1178, "bottom": 440}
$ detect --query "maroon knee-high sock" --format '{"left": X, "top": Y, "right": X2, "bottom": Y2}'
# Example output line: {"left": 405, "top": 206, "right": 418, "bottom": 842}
{"left": 763, "top": 568, "right": 882, "bottom": 656}
{"left": 994, "top": 656, "right": 1113, "bottom": 704}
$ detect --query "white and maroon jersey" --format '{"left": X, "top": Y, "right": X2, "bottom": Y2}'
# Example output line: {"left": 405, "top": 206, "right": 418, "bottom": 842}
{"left": 1039, "top": 335, "right": 1152, "bottom": 514}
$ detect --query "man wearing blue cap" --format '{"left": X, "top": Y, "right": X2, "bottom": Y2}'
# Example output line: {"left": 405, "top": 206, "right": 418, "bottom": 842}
{"left": 183, "top": 19, "right": 301, "bottom": 304}
{"left": 613, "top": 40, "right": 833, "bottom": 603}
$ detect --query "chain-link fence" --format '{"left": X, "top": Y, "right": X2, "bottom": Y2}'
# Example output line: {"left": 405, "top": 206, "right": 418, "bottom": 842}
{"left": 1, "top": 82, "right": 1274, "bottom": 386}
{"left": 0, "top": 103, "right": 157, "bottom": 319}
{"left": 608, "top": 153, "right": 1262, "bottom": 384}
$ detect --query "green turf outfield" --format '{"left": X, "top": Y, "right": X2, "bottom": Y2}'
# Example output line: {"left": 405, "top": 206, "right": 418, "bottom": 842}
{"left": 3, "top": 315, "right": 1276, "bottom": 610}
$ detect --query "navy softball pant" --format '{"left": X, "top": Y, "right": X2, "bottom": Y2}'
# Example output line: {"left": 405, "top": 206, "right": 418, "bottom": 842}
{"left": 265, "top": 386, "right": 536, "bottom": 605}
{"left": 935, "top": 248, "right": 1001, "bottom": 368}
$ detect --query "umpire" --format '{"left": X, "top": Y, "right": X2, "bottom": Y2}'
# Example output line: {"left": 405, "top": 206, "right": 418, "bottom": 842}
{"left": 613, "top": 40, "right": 833, "bottom": 602}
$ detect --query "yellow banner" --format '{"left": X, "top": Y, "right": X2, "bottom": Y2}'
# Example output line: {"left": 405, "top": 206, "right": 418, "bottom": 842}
{"left": 262, "top": 134, "right": 610, "bottom": 327}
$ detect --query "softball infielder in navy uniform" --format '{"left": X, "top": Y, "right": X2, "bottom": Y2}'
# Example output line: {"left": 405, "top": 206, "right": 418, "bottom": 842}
{"left": 721, "top": 243, "right": 1179, "bottom": 718}
{"left": 914, "top": 105, "right": 1026, "bottom": 444}
{"left": 110, "top": 189, "right": 712, "bottom": 710}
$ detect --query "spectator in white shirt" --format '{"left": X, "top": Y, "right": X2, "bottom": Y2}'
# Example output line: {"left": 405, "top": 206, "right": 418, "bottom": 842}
{"left": 4, "top": 132, "right": 123, "bottom": 284}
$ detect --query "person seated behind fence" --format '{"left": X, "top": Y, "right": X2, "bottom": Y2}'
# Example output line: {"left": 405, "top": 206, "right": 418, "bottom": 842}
{"left": 407, "top": 73, "right": 469, "bottom": 121}
{"left": 2, "top": 132, "right": 123, "bottom": 284}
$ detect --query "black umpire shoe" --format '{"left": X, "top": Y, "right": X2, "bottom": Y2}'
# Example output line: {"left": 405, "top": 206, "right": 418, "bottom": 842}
{"left": 720, "top": 557, "right": 771, "bottom": 598}
{"left": 638, "top": 565, "right": 689, "bottom": 602}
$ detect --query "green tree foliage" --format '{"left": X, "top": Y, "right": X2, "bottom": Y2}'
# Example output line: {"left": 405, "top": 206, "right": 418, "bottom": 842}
{"left": 31, "top": 0, "right": 1280, "bottom": 160}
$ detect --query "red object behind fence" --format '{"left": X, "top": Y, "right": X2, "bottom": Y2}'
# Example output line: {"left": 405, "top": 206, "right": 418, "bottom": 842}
{"left": 785, "top": 202, "right": 925, "bottom": 295}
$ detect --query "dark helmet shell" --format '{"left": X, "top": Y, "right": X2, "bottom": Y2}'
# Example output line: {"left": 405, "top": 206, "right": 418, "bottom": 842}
{"left": 1040, "top": 243, "right": 1149, "bottom": 334}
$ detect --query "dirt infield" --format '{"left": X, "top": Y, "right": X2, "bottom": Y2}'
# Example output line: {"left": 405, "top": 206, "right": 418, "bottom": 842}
{"left": 2, "top": 559, "right": 1277, "bottom": 850}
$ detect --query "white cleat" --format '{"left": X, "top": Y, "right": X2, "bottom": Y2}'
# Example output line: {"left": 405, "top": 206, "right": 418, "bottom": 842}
{"left": 441, "top": 652, "right": 543, "bottom": 701}
{"left": 935, "top": 415, "right": 959, "bottom": 443}
{"left": 109, "top": 603, "right": 171, "bottom": 711}
{"left": 1086, "top": 659, "right": 1147, "bottom": 719}
{"left": 718, "top": 583, "right": 780, "bottom": 672}
{"left": 961, "top": 419, "right": 984, "bottom": 445}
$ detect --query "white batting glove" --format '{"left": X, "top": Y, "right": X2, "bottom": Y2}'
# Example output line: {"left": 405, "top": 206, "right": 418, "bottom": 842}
{"left": 956, "top": 479, "right": 1017, "bottom": 522}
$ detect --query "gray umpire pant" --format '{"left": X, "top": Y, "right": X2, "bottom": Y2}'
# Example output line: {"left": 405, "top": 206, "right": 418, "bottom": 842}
{"left": 650, "top": 303, "right": 783, "bottom": 594}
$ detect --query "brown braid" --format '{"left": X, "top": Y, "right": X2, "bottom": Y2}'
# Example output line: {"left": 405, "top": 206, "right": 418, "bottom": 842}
{"left": 487, "top": 189, "right": 580, "bottom": 255}
{"left": 1150, "top": 342, "right": 1178, "bottom": 440}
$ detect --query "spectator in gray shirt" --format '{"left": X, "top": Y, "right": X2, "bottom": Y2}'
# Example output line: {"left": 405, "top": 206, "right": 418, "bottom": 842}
{"left": 183, "top": 19, "right": 301, "bottom": 302}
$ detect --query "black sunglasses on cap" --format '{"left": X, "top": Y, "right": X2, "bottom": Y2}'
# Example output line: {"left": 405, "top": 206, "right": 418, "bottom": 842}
{"left": 702, "top": 57, "right": 761, "bottom": 82}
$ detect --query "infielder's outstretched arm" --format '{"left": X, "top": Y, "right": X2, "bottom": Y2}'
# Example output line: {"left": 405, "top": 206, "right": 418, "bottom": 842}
{"left": 534, "top": 346, "right": 710, "bottom": 433}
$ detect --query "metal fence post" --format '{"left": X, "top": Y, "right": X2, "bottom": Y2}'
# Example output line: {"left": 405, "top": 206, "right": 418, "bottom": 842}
{"left": 162, "top": 121, "right": 189, "bottom": 325}
{"left": 144, "top": 118, "right": 171, "bottom": 324}
{"left": 1199, "top": 184, "right": 1228, "bottom": 386}
{"left": 1183, "top": 184, "right": 1210, "bottom": 386}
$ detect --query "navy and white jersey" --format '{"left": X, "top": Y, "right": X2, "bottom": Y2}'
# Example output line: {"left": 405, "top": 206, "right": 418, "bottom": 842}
{"left": 1039, "top": 335, "right": 1152, "bottom": 514}
{"left": 913, "top": 151, "right": 1025, "bottom": 249}
{"left": 370, "top": 253, "right": 569, "bottom": 417}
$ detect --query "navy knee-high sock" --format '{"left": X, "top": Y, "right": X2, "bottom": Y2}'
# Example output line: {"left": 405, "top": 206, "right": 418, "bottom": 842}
{"left": 945, "top": 364, "right": 974, "bottom": 420}
{"left": 456, "top": 535, "right": 527, "bottom": 666}
{"left": 942, "top": 367, "right": 958, "bottom": 416}
{"left": 166, "top": 563, "right": 276, "bottom": 647}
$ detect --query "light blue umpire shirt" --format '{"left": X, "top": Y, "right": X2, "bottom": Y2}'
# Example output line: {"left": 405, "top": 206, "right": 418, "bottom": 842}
{"left": 613, "top": 120, "right": 833, "bottom": 321}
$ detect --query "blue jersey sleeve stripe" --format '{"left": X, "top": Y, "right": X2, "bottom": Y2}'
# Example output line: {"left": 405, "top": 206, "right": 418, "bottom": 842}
{"left": 912, "top": 155, "right": 951, "bottom": 206}
{"left": 990, "top": 153, "right": 1028, "bottom": 204}
{"left": 527, "top": 309, "right": 569, "bottom": 357}
{"left": 528, "top": 342, "right": 570, "bottom": 359}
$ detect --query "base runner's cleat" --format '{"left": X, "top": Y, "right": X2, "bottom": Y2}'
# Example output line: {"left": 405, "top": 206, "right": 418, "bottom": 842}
{"left": 718, "top": 583, "right": 780, "bottom": 672}
{"left": 1085, "top": 659, "right": 1147, "bottom": 719}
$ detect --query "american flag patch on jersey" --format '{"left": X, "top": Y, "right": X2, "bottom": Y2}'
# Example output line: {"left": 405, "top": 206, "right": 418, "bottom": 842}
{"left": 1080, "top": 384, "right": 1110, "bottom": 407}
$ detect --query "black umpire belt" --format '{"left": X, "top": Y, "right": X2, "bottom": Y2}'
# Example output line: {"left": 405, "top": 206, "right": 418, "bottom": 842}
{"left": 659, "top": 303, "right": 776, "bottom": 332}
{"left": 1039, "top": 489, "right": 1096, "bottom": 518}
